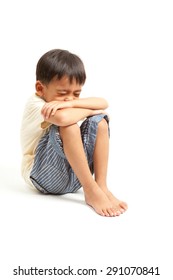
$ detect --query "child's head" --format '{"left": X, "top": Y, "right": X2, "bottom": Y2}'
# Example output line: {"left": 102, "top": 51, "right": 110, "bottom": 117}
{"left": 35, "top": 49, "right": 86, "bottom": 102}
{"left": 36, "top": 49, "right": 86, "bottom": 85}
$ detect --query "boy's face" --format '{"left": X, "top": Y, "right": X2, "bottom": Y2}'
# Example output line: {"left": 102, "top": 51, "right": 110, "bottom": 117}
{"left": 36, "top": 75, "right": 82, "bottom": 102}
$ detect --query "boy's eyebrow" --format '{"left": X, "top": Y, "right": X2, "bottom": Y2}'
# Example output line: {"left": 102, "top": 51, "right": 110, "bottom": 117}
{"left": 57, "top": 89, "right": 81, "bottom": 93}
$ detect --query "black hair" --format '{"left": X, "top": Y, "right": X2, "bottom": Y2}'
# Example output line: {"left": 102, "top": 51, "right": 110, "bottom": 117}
{"left": 36, "top": 49, "right": 86, "bottom": 85}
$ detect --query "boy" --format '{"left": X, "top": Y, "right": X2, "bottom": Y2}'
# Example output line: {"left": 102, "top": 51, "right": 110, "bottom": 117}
{"left": 20, "top": 49, "right": 127, "bottom": 217}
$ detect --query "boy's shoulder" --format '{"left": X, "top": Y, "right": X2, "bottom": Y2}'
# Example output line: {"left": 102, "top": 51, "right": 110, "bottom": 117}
{"left": 23, "top": 94, "right": 46, "bottom": 116}
{"left": 22, "top": 94, "right": 49, "bottom": 129}
{"left": 22, "top": 94, "right": 45, "bottom": 121}
{"left": 26, "top": 93, "right": 45, "bottom": 108}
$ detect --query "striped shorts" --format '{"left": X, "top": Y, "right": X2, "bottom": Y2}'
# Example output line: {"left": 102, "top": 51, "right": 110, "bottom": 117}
{"left": 30, "top": 114, "right": 109, "bottom": 194}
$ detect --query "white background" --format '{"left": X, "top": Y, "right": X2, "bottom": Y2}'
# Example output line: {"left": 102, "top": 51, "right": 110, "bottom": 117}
{"left": 0, "top": 0, "right": 173, "bottom": 279}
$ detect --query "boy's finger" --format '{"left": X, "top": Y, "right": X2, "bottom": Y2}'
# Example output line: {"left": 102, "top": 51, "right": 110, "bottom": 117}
{"left": 46, "top": 107, "right": 53, "bottom": 119}
{"left": 51, "top": 106, "right": 59, "bottom": 115}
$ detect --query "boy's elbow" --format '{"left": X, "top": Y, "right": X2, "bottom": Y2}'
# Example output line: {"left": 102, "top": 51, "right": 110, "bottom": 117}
{"left": 47, "top": 110, "right": 69, "bottom": 126}
{"left": 102, "top": 98, "right": 109, "bottom": 109}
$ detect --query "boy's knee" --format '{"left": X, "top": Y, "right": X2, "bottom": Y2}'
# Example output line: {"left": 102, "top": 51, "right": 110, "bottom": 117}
{"left": 83, "top": 114, "right": 109, "bottom": 135}
{"left": 99, "top": 117, "right": 108, "bottom": 126}
{"left": 88, "top": 114, "right": 109, "bottom": 124}
{"left": 98, "top": 117, "right": 109, "bottom": 132}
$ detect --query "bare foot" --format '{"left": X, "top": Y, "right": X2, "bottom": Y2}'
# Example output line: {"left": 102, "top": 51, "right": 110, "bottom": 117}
{"left": 103, "top": 189, "right": 128, "bottom": 214}
{"left": 84, "top": 184, "right": 117, "bottom": 217}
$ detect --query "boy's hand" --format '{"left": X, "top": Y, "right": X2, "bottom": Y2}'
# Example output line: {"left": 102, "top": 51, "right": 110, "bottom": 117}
{"left": 41, "top": 101, "right": 73, "bottom": 119}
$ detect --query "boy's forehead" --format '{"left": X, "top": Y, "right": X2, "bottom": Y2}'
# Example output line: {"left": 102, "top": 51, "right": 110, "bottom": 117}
{"left": 45, "top": 76, "right": 82, "bottom": 92}
{"left": 52, "top": 76, "right": 80, "bottom": 86}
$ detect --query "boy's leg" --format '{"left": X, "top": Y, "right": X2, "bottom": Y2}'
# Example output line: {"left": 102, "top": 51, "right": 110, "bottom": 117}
{"left": 93, "top": 118, "right": 128, "bottom": 213}
{"left": 59, "top": 124, "right": 117, "bottom": 217}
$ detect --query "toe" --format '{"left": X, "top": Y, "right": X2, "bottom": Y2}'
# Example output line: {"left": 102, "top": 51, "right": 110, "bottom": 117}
{"left": 119, "top": 201, "right": 128, "bottom": 210}
{"left": 115, "top": 210, "right": 121, "bottom": 216}
{"left": 102, "top": 209, "right": 110, "bottom": 217}
{"left": 109, "top": 208, "right": 116, "bottom": 217}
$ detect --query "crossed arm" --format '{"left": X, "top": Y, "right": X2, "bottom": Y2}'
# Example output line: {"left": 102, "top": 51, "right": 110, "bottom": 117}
{"left": 41, "top": 97, "right": 109, "bottom": 126}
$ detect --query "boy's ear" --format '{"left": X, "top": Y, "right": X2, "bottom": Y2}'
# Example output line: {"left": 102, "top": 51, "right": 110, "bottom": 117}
{"left": 35, "top": 81, "right": 44, "bottom": 97}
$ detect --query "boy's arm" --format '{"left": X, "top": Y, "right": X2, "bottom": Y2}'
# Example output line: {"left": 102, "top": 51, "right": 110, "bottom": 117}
{"left": 44, "top": 107, "right": 106, "bottom": 127}
{"left": 42, "top": 97, "right": 108, "bottom": 119}
{"left": 45, "top": 108, "right": 105, "bottom": 126}
{"left": 72, "top": 97, "right": 109, "bottom": 110}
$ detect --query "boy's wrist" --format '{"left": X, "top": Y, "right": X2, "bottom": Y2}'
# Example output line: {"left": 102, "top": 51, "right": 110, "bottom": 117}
{"left": 71, "top": 100, "right": 76, "bottom": 108}
{"left": 71, "top": 99, "right": 80, "bottom": 108}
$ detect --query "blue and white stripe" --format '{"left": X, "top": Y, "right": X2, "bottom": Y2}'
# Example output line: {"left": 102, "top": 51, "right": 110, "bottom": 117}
{"left": 30, "top": 114, "right": 109, "bottom": 194}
